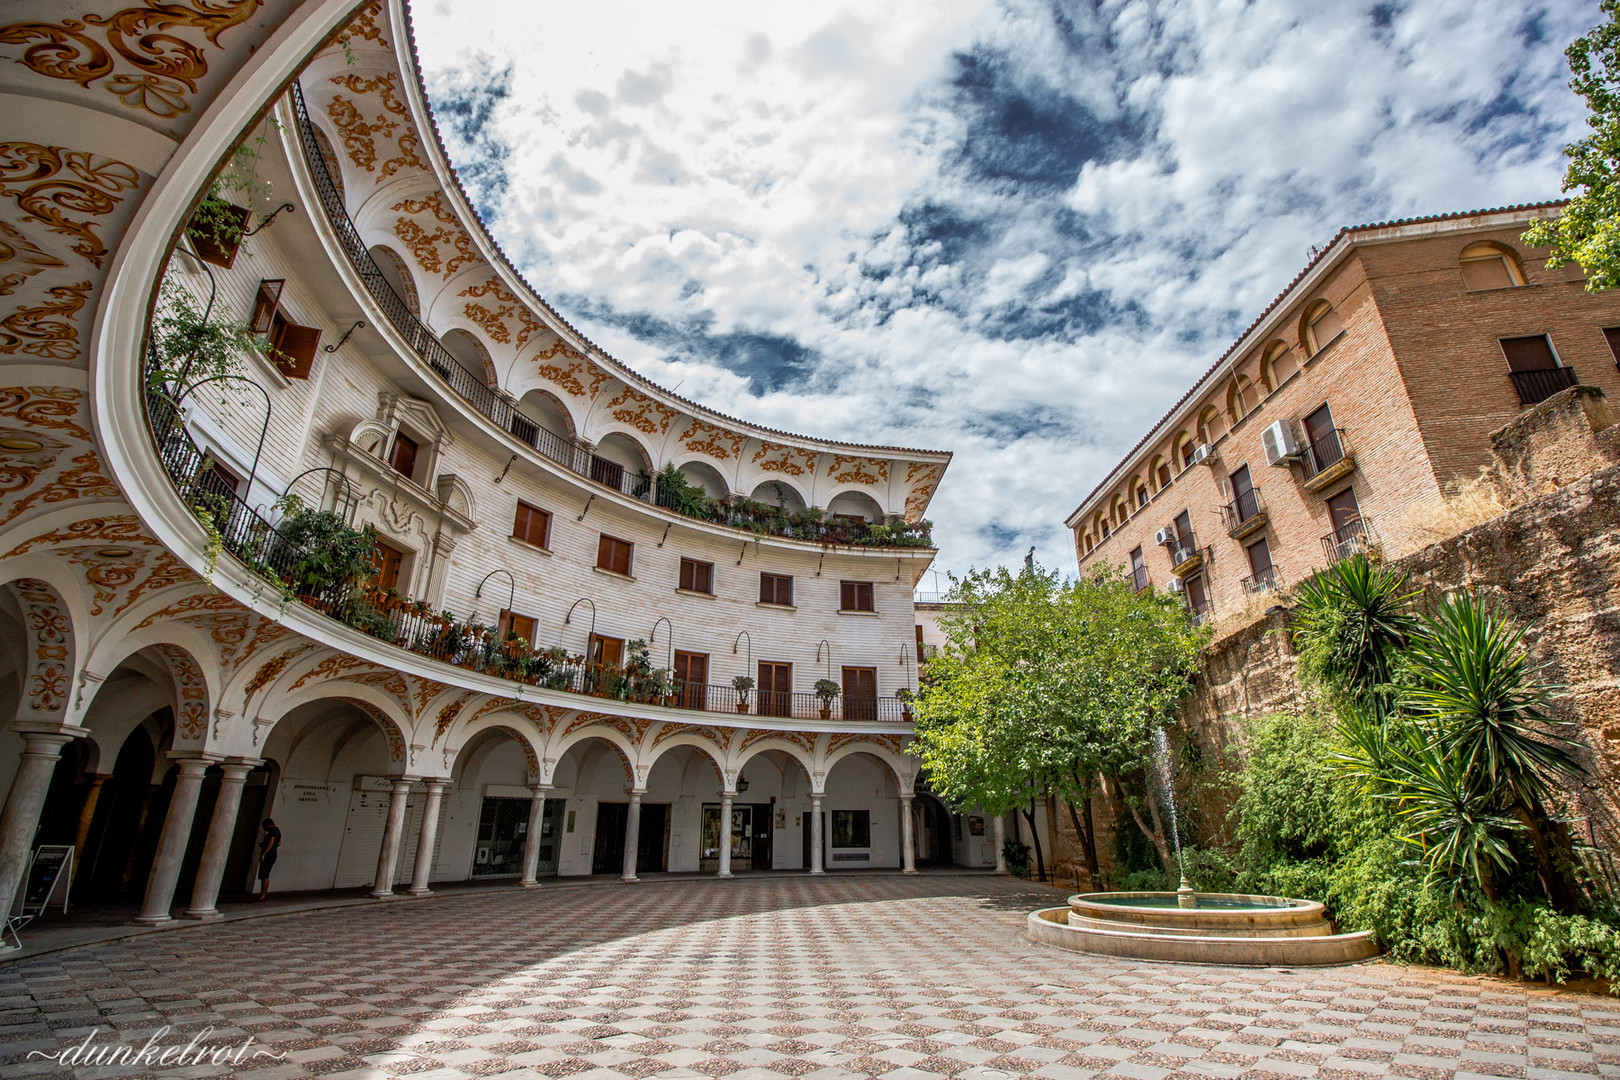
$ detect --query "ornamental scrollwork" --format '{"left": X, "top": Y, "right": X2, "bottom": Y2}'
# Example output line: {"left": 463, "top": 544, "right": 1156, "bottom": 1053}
{"left": 0, "top": 280, "right": 91, "bottom": 360}
{"left": 0, "top": 144, "right": 140, "bottom": 267}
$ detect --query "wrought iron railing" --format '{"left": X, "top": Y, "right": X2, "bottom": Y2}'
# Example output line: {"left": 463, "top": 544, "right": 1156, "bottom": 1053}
{"left": 1509, "top": 366, "right": 1578, "bottom": 407}
{"left": 1129, "top": 565, "right": 1150, "bottom": 592}
{"left": 1221, "top": 487, "right": 1265, "bottom": 534}
{"left": 1300, "top": 428, "right": 1350, "bottom": 481}
{"left": 1241, "top": 565, "right": 1278, "bottom": 593}
{"left": 1170, "top": 532, "right": 1200, "bottom": 569}
{"left": 1320, "top": 518, "right": 1374, "bottom": 563}
{"left": 290, "top": 81, "right": 929, "bottom": 549}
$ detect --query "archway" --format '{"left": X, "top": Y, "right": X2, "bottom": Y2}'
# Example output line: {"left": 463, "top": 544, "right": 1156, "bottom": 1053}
{"left": 827, "top": 490, "right": 883, "bottom": 523}
{"left": 820, "top": 750, "right": 903, "bottom": 871}
{"left": 642, "top": 742, "right": 724, "bottom": 873}
{"left": 591, "top": 432, "right": 651, "bottom": 494}
{"left": 369, "top": 244, "right": 419, "bottom": 315}
{"left": 443, "top": 327, "right": 498, "bottom": 387}
{"left": 448, "top": 726, "right": 541, "bottom": 880}
{"left": 519, "top": 388, "right": 575, "bottom": 442}
{"left": 549, "top": 735, "right": 634, "bottom": 876}
{"left": 749, "top": 480, "right": 806, "bottom": 513}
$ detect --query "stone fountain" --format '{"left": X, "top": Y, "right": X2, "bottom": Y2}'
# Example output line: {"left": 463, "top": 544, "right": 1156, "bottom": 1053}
{"left": 1025, "top": 730, "right": 1377, "bottom": 966}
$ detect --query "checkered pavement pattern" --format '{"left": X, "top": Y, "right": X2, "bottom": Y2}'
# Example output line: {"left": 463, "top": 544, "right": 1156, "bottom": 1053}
{"left": 1, "top": 875, "right": 1616, "bottom": 1080}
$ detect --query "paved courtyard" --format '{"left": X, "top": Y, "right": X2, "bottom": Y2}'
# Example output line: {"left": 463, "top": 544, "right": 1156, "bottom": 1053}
{"left": 0, "top": 874, "right": 1615, "bottom": 1080}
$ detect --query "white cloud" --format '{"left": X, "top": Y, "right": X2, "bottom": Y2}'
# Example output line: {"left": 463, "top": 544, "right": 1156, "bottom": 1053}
{"left": 416, "top": 0, "right": 1594, "bottom": 579}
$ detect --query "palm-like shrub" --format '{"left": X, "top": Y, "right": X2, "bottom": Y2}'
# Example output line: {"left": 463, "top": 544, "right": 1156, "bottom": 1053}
{"left": 1291, "top": 554, "right": 1420, "bottom": 707}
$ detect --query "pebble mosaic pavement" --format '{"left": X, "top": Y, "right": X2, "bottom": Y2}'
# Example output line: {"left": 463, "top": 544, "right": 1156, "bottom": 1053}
{"left": 1, "top": 875, "right": 1616, "bottom": 1080}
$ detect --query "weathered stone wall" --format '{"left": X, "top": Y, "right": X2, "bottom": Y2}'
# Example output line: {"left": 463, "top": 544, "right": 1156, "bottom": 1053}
{"left": 1046, "top": 386, "right": 1620, "bottom": 886}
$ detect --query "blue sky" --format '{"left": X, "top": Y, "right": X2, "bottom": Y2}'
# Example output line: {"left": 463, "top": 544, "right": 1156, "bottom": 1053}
{"left": 413, "top": 0, "right": 1595, "bottom": 580}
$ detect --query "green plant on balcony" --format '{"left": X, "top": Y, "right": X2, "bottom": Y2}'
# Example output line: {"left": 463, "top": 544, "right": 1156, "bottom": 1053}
{"left": 272, "top": 493, "right": 380, "bottom": 625}
{"left": 731, "top": 674, "right": 754, "bottom": 713}
{"left": 148, "top": 280, "right": 264, "bottom": 394}
{"left": 814, "top": 678, "right": 841, "bottom": 718}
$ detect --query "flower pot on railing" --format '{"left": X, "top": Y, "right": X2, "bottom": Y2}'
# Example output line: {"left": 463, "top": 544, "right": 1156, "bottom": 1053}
{"left": 819, "top": 706, "right": 831, "bottom": 720}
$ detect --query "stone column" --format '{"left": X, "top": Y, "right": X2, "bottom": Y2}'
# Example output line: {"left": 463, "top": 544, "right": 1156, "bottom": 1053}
{"left": 809, "top": 795, "right": 824, "bottom": 875}
{"left": 371, "top": 779, "right": 414, "bottom": 898}
{"left": 409, "top": 780, "right": 449, "bottom": 896}
{"left": 900, "top": 795, "right": 917, "bottom": 874}
{"left": 519, "top": 785, "right": 549, "bottom": 888}
{"left": 621, "top": 791, "right": 643, "bottom": 882}
{"left": 71, "top": 773, "right": 111, "bottom": 876}
{"left": 135, "top": 756, "right": 213, "bottom": 925}
{"left": 0, "top": 731, "right": 73, "bottom": 915}
{"left": 184, "top": 760, "right": 256, "bottom": 919}
{"left": 716, "top": 793, "right": 733, "bottom": 878}
{"left": 993, "top": 814, "right": 1008, "bottom": 874}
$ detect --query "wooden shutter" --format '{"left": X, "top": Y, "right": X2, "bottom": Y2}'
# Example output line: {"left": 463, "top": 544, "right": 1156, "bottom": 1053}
{"left": 760, "top": 572, "right": 791, "bottom": 606}
{"left": 272, "top": 317, "right": 322, "bottom": 380}
{"left": 597, "top": 535, "right": 631, "bottom": 575}
{"left": 1302, "top": 403, "right": 1334, "bottom": 446}
{"left": 1245, "top": 537, "right": 1272, "bottom": 576}
{"left": 758, "top": 662, "right": 791, "bottom": 717}
{"left": 500, "top": 610, "right": 537, "bottom": 643}
{"left": 371, "top": 540, "right": 403, "bottom": 592}
{"left": 1461, "top": 256, "right": 1515, "bottom": 291}
{"left": 841, "top": 581, "right": 875, "bottom": 611}
{"left": 1604, "top": 327, "right": 1620, "bottom": 366}
{"left": 674, "top": 651, "right": 707, "bottom": 709}
{"left": 841, "top": 667, "right": 877, "bottom": 721}
{"left": 512, "top": 502, "right": 550, "bottom": 547}
{"left": 679, "top": 558, "right": 712, "bottom": 594}
{"left": 250, "top": 279, "right": 285, "bottom": 333}
{"left": 388, "top": 432, "right": 419, "bottom": 479}
{"left": 1500, "top": 335, "right": 1557, "bottom": 373}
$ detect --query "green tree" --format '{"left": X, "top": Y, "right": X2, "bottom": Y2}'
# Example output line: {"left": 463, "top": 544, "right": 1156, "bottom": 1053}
{"left": 913, "top": 560, "right": 1205, "bottom": 882}
{"left": 1523, "top": 1, "right": 1620, "bottom": 290}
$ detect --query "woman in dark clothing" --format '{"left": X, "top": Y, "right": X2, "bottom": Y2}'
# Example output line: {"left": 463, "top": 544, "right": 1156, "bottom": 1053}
{"left": 256, "top": 818, "right": 281, "bottom": 900}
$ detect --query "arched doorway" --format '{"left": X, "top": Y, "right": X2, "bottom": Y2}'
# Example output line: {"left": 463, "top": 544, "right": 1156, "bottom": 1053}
{"left": 821, "top": 750, "right": 903, "bottom": 871}
{"left": 549, "top": 736, "right": 634, "bottom": 876}
{"left": 449, "top": 726, "right": 541, "bottom": 881}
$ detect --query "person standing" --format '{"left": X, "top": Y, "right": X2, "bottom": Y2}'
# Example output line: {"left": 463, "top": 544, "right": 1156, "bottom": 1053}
{"left": 256, "top": 818, "right": 281, "bottom": 901}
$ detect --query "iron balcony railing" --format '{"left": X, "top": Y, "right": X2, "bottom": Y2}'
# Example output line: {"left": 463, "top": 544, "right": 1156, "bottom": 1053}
{"left": 1170, "top": 532, "right": 1200, "bottom": 569}
{"left": 143, "top": 356, "right": 910, "bottom": 722}
{"left": 1321, "top": 517, "right": 1374, "bottom": 563}
{"left": 1220, "top": 487, "right": 1265, "bottom": 535}
{"left": 1241, "top": 565, "right": 1278, "bottom": 594}
{"left": 1509, "top": 366, "right": 1578, "bottom": 407}
{"left": 1300, "top": 427, "right": 1350, "bottom": 481}
{"left": 290, "top": 81, "right": 928, "bottom": 550}
{"left": 1129, "top": 565, "right": 1150, "bottom": 592}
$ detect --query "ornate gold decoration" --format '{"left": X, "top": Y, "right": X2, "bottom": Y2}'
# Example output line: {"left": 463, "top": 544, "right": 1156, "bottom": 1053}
{"left": 391, "top": 191, "right": 456, "bottom": 223}
{"left": 0, "top": 385, "right": 94, "bottom": 441}
{"left": 0, "top": 450, "right": 121, "bottom": 527}
{"left": 290, "top": 651, "right": 375, "bottom": 692}
{"left": 751, "top": 441, "right": 818, "bottom": 477}
{"left": 244, "top": 642, "right": 314, "bottom": 702}
{"left": 59, "top": 544, "right": 144, "bottom": 616}
{"left": 0, "top": 2, "right": 260, "bottom": 119}
{"left": 113, "top": 548, "right": 193, "bottom": 615}
{"left": 410, "top": 677, "right": 449, "bottom": 719}
{"left": 327, "top": 72, "right": 423, "bottom": 179}
{"left": 605, "top": 384, "right": 677, "bottom": 436}
{"left": 0, "top": 220, "right": 66, "bottom": 295}
{"left": 232, "top": 618, "right": 292, "bottom": 672}
{"left": 903, "top": 462, "right": 944, "bottom": 522}
{"left": 132, "top": 591, "right": 240, "bottom": 632}
{"left": 827, "top": 731, "right": 906, "bottom": 757}
{"left": 652, "top": 722, "right": 728, "bottom": 750}
{"left": 459, "top": 277, "right": 541, "bottom": 349}
{"left": 339, "top": 1, "right": 386, "bottom": 48}
{"left": 392, "top": 215, "right": 476, "bottom": 279}
{"left": 3, "top": 513, "right": 147, "bottom": 558}
{"left": 13, "top": 578, "right": 70, "bottom": 715}
{"left": 678, "top": 418, "right": 747, "bottom": 461}
{"left": 535, "top": 357, "right": 586, "bottom": 396}
{"left": 827, "top": 455, "right": 887, "bottom": 485}
{"left": 154, "top": 643, "right": 208, "bottom": 741}
{"left": 739, "top": 728, "right": 816, "bottom": 756}
{"left": 0, "top": 280, "right": 91, "bottom": 360}
{"left": 0, "top": 143, "right": 139, "bottom": 266}
{"left": 432, "top": 691, "right": 474, "bottom": 742}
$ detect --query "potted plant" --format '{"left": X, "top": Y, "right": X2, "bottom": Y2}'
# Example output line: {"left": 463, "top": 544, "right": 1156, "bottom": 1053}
{"left": 813, "top": 678, "right": 841, "bottom": 719}
{"left": 731, "top": 674, "right": 754, "bottom": 713}
{"left": 897, "top": 687, "right": 914, "bottom": 723}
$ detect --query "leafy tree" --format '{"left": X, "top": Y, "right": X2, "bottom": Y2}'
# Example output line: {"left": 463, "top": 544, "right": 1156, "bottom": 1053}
{"left": 913, "top": 560, "right": 1205, "bottom": 882}
{"left": 1524, "top": 1, "right": 1620, "bottom": 290}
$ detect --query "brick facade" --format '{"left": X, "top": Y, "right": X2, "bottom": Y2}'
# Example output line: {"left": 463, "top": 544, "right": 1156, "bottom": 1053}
{"left": 1066, "top": 206, "right": 1620, "bottom": 622}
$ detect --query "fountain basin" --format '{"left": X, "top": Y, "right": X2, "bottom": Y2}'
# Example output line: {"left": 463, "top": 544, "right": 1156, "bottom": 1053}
{"left": 1027, "top": 891, "right": 1378, "bottom": 966}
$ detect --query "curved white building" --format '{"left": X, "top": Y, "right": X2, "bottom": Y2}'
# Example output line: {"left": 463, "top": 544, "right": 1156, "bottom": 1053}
{"left": 0, "top": 0, "right": 980, "bottom": 923}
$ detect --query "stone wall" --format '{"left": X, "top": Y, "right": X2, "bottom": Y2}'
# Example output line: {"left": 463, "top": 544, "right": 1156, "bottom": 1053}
{"left": 1046, "top": 385, "right": 1620, "bottom": 886}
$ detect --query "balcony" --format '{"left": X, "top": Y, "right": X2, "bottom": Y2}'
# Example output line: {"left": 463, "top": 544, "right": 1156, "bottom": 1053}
{"left": 1300, "top": 427, "right": 1355, "bottom": 494}
{"left": 1509, "top": 366, "right": 1578, "bottom": 407}
{"left": 145, "top": 381, "right": 913, "bottom": 722}
{"left": 1129, "top": 565, "right": 1150, "bottom": 592}
{"left": 1170, "top": 533, "right": 1204, "bottom": 578}
{"left": 1320, "top": 517, "right": 1375, "bottom": 563}
{"left": 1221, "top": 487, "right": 1268, "bottom": 541}
{"left": 1241, "top": 565, "right": 1279, "bottom": 594}
{"left": 289, "top": 83, "right": 928, "bottom": 552}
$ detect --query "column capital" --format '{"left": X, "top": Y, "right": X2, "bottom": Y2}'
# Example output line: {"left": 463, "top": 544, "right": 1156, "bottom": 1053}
{"left": 167, "top": 751, "right": 222, "bottom": 776}
{"left": 422, "top": 779, "right": 451, "bottom": 794}
{"left": 389, "top": 777, "right": 419, "bottom": 793}
{"left": 223, "top": 755, "right": 265, "bottom": 769}
{"left": 529, "top": 783, "right": 553, "bottom": 795}
{"left": 217, "top": 761, "right": 257, "bottom": 782}
{"left": 9, "top": 723, "right": 87, "bottom": 747}
{"left": 628, "top": 788, "right": 647, "bottom": 798}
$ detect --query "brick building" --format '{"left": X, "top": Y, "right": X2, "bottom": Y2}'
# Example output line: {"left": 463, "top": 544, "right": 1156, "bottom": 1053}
{"left": 1064, "top": 204, "right": 1620, "bottom": 619}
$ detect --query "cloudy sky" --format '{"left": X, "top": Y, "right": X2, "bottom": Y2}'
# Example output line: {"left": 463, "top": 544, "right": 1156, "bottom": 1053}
{"left": 412, "top": 0, "right": 1595, "bottom": 581}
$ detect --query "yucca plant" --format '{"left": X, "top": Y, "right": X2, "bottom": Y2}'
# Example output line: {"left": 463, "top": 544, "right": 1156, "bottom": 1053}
{"left": 1290, "top": 553, "right": 1420, "bottom": 706}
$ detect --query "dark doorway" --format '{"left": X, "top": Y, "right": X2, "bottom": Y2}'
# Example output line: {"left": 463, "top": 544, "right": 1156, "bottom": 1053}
{"left": 219, "top": 763, "right": 273, "bottom": 897}
{"left": 474, "top": 796, "right": 531, "bottom": 876}
{"left": 750, "top": 801, "right": 773, "bottom": 870}
{"left": 81, "top": 723, "right": 162, "bottom": 901}
{"left": 534, "top": 798, "right": 565, "bottom": 877}
{"left": 592, "top": 801, "right": 628, "bottom": 875}
{"left": 637, "top": 802, "right": 669, "bottom": 873}
{"left": 916, "top": 793, "right": 954, "bottom": 867}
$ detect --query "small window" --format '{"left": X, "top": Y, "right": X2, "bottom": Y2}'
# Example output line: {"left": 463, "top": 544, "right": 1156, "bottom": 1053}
{"left": 1156, "top": 461, "right": 1172, "bottom": 488}
{"left": 831, "top": 809, "right": 870, "bottom": 848}
{"left": 1245, "top": 536, "right": 1273, "bottom": 577}
{"left": 1136, "top": 484, "right": 1148, "bottom": 509}
{"left": 371, "top": 539, "right": 404, "bottom": 593}
{"left": 511, "top": 502, "right": 551, "bottom": 548}
{"left": 1604, "top": 327, "right": 1620, "bottom": 367}
{"left": 840, "top": 580, "right": 875, "bottom": 612}
{"left": 759, "top": 572, "right": 793, "bottom": 607}
{"left": 1460, "top": 242, "right": 1525, "bottom": 291}
{"left": 1304, "top": 301, "right": 1345, "bottom": 354}
{"left": 1500, "top": 335, "right": 1559, "bottom": 373}
{"left": 251, "top": 280, "right": 322, "bottom": 379}
{"left": 388, "top": 432, "right": 419, "bottom": 480}
{"left": 597, "top": 534, "right": 633, "bottom": 576}
{"left": 498, "top": 609, "right": 538, "bottom": 644}
{"left": 914, "top": 624, "right": 924, "bottom": 647}
{"left": 679, "top": 557, "right": 714, "bottom": 595}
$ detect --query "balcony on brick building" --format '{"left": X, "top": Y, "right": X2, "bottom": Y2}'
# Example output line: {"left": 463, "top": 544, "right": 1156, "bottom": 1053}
{"left": 1509, "top": 366, "right": 1578, "bottom": 407}
{"left": 1221, "top": 487, "right": 1268, "bottom": 541}
{"left": 1300, "top": 427, "right": 1355, "bottom": 494}
{"left": 1321, "top": 517, "right": 1375, "bottom": 563}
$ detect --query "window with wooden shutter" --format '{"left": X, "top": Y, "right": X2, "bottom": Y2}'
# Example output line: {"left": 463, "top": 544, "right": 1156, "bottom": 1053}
{"left": 498, "top": 609, "right": 538, "bottom": 644}
{"left": 388, "top": 432, "right": 419, "bottom": 480}
{"left": 269, "top": 317, "right": 322, "bottom": 379}
{"left": 840, "top": 580, "right": 874, "bottom": 612}
{"left": 759, "top": 572, "right": 793, "bottom": 606}
{"left": 678, "top": 557, "right": 713, "bottom": 594}
{"left": 1605, "top": 327, "right": 1620, "bottom": 367}
{"left": 250, "top": 280, "right": 285, "bottom": 333}
{"left": 371, "top": 539, "right": 404, "bottom": 593}
{"left": 597, "top": 534, "right": 633, "bottom": 576}
{"left": 841, "top": 666, "right": 877, "bottom": 721}
{"left": 1499, "top": 335, "right": 1558, "bottom": 372}
{"left": 757, "top": 661, "right": 792, "bottom": 717}
{"left": 186, "top": 202, "right": 251, "bottom": 267}
{"left": 511, "top": 502, "right": 551, "bottom": 548}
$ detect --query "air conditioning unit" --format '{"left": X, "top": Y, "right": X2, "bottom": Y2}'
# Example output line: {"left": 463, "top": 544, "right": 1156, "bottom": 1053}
{"left": 1173, "top": 547, "right": 1195, "bottom": 567}
{"left": 1167, "top": 577, "right": 1186, "bottom": 594}
{"left": 1154, "top": 526, "right": 1177, "bottom": 547}
{"left": 1189, "top": 443, "right": 1215, "bottom": 467}
{"left": 1262, "top": 419, "right": 1300, "bottom": 467}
